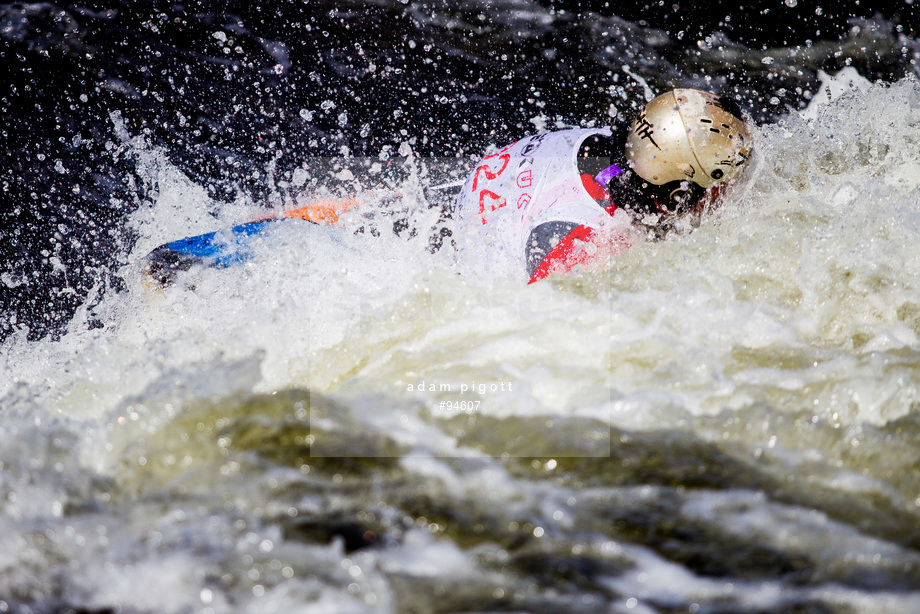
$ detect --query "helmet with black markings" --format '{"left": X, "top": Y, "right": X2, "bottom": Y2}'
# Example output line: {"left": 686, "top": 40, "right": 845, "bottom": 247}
{"left": 624, "top": 88, "right": 752, "bottom": 211}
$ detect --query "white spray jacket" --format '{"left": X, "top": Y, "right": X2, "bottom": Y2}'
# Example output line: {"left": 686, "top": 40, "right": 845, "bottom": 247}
{"left": 455, "top": 128, "right": 633, "bottom": 280}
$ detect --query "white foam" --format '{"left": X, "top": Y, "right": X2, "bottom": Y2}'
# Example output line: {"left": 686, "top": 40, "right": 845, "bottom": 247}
{"left": 801, "top": 67, "right": 874, "bottom": 120}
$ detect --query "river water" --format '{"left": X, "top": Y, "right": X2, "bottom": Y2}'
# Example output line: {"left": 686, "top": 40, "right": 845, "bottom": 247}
{"left": 3, "top": 2, "right": 920, "bottom": 613}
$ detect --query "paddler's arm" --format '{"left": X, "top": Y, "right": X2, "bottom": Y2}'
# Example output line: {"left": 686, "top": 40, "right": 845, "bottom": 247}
{"left": 526, "top": 173, "right": 625, "bottom": 283}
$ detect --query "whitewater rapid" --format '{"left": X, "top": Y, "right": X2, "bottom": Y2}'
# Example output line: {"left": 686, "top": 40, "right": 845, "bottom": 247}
{"left": 3, "top": 77, "right": 920, "bottom": 612}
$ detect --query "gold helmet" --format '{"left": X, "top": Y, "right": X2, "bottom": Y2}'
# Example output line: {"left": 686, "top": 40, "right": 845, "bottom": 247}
{"left": 625, "top": 89, "right": 752, "bottom": 208}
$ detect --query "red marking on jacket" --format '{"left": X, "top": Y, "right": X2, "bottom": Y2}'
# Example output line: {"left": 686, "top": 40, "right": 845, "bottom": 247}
{"left": 527, "top": 173, "right": 625, "bottom": 283}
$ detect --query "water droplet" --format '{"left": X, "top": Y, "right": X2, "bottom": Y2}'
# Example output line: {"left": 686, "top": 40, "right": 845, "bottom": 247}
{"left": 785, "top": 0, "right": 797, "bottom": 6}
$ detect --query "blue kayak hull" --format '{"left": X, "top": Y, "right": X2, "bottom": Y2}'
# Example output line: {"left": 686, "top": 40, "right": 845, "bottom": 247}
{"left": 144, "top": 218, "right": 289, "bottom": 285}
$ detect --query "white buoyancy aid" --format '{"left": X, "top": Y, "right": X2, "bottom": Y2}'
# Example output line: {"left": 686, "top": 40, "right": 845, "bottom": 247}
{"left": 455, "top": 127, "right": 630, "bottom": 278}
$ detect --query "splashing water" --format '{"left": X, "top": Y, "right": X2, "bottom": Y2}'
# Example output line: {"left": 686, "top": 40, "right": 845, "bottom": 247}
{"left": 4, "top": 77, "right": 920, "bottom": 613}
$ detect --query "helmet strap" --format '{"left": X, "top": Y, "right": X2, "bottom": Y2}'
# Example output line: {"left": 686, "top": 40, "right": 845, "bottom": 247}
{"left": 595, "top": 163, "right": 624, "bottom": 187}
